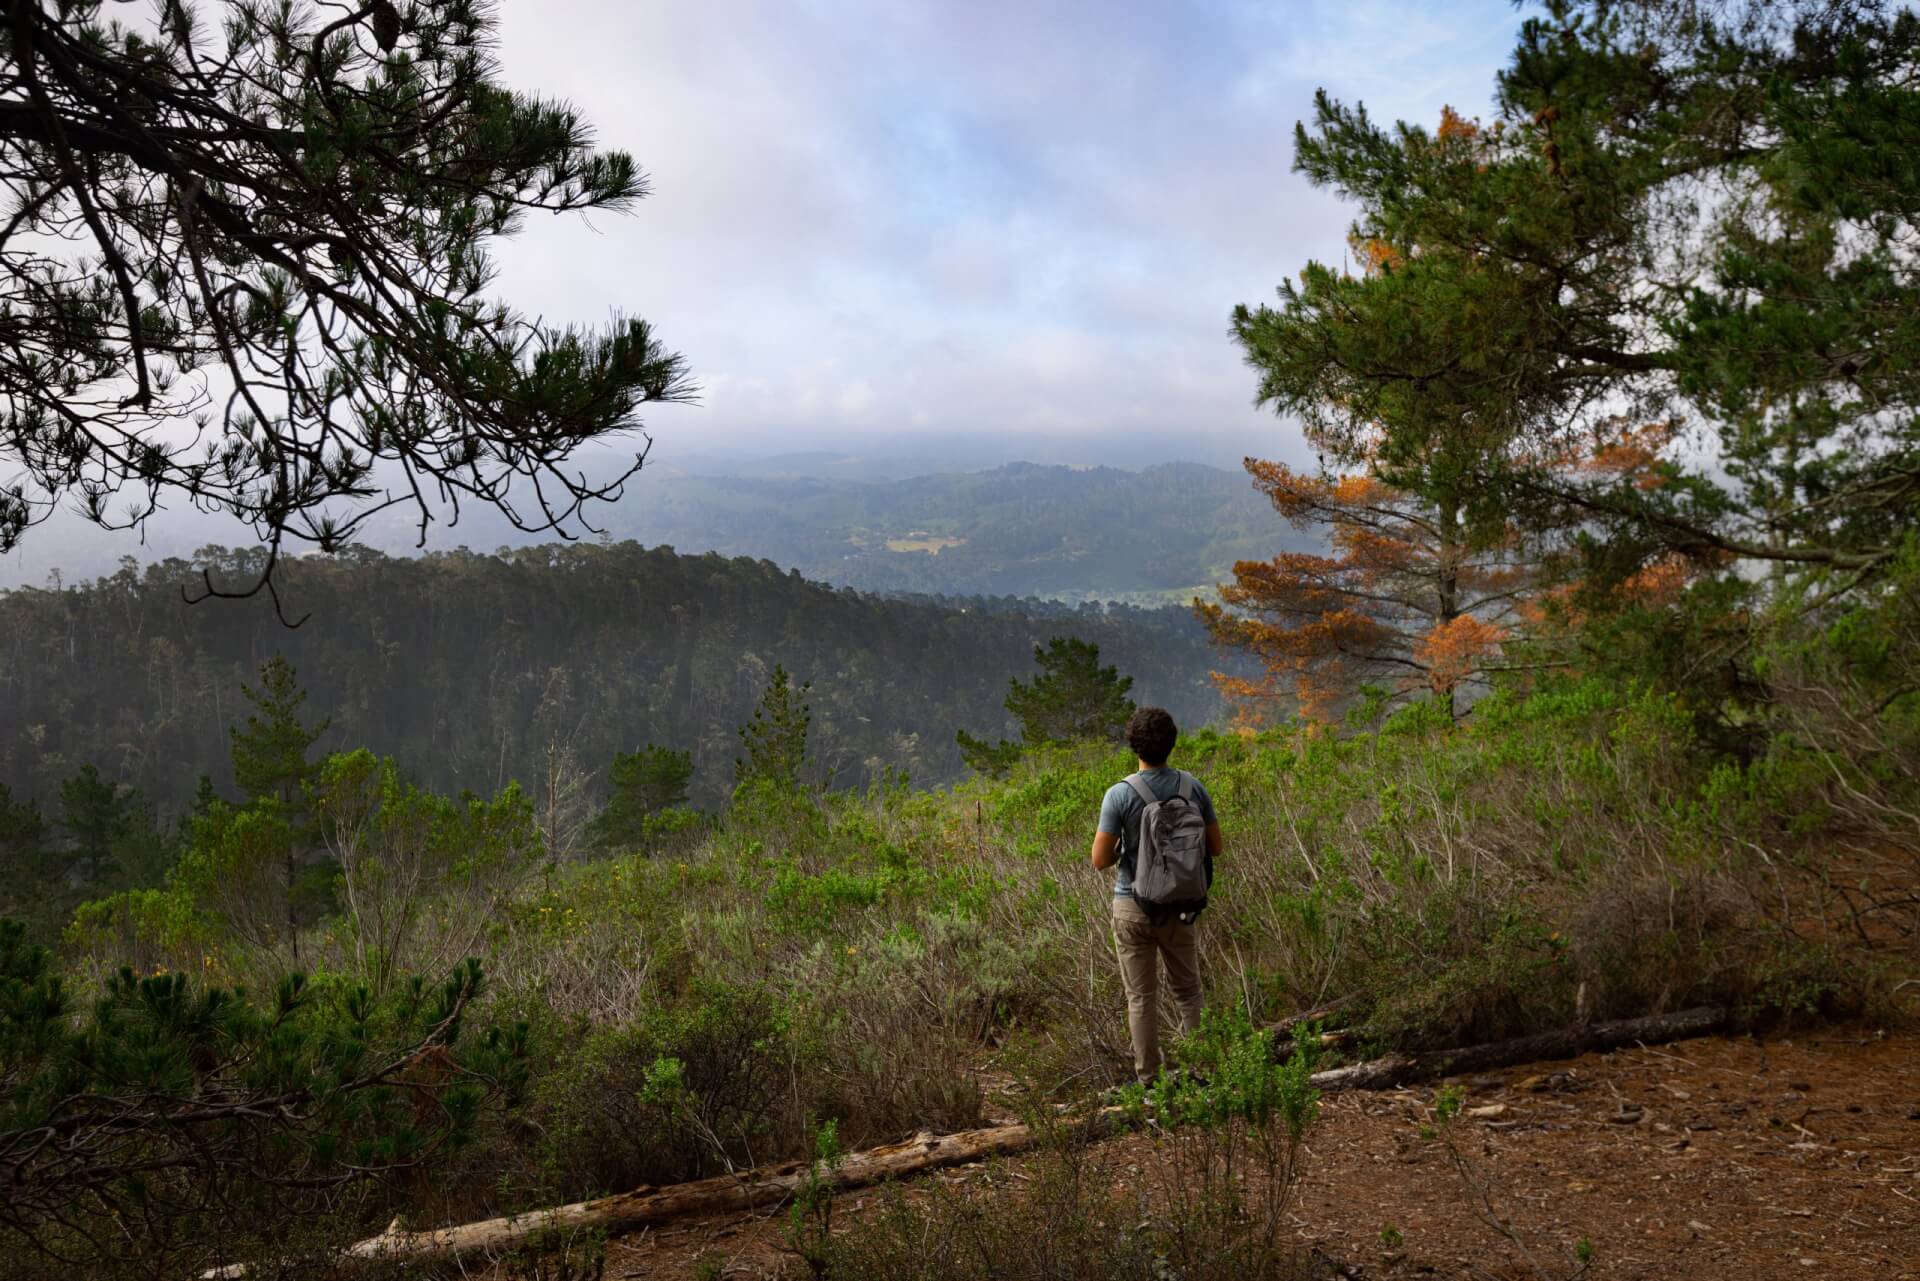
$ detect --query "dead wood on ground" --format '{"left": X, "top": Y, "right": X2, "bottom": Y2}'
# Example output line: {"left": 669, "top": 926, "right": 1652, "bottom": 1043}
{"left": 204, "top": 1004, "right": 1728, "bottom": 1275}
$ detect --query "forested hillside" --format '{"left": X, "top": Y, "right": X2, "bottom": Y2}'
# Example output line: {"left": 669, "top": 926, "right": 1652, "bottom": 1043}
{"left": 0, "top": 542, "right": 1239, "bottom": 812}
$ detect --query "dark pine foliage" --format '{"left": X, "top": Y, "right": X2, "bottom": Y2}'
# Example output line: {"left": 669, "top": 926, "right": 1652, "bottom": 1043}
{"left": 0, "top": 0, "right": 693, "bottom": 611}
{"left": 958, "top": 637, "right": 1137, "bottom": 775}
{"left": 0, "top": 919, "right": 527, "bottom": 1277}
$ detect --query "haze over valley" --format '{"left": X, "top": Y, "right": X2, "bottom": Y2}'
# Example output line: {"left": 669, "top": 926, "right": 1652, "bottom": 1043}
{"left": 0, "top": 455, "right": 1310, "bottom": 604}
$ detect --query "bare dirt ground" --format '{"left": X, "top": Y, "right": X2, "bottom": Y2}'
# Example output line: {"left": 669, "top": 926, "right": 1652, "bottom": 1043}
{"left": 599, "top": 1027, "right": 1920, "bottom": 1280}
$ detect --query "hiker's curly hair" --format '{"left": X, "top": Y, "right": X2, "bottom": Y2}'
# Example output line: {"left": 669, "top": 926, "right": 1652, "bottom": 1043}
{"left": 1126, "top": 706, "right": 1178, "bottom": 766}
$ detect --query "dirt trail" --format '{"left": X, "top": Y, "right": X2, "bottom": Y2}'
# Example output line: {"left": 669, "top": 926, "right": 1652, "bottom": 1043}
{"left": 604, "top": 1029, "right": 1920, "bottom": 1280}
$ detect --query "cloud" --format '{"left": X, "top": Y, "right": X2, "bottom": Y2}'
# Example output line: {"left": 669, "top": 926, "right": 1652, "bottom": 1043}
{"left": 488, "top": 0, "right": 1527, "bottom": 466}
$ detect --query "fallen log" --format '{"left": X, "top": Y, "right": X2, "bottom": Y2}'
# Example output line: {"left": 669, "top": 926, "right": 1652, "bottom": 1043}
{"left": 1304, "top": 1005, "right": 1728, "bottom": 1092}
{"left": 204, "top": 1108, "right": 1127, "bottom": 1277}
{"left": 1272, "top": 992, "right": 1359, "bottom": 1035}
{"left": 204, "top": 1004, "right": 1728, "bottom": 1275}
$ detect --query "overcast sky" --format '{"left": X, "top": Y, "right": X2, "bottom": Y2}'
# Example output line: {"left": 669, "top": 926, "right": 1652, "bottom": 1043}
{"left": 4, "top": 0, "right": 1529, "bottom": 586}
{"left": 488, "top": 0, "right": 1526, "bottom": 470}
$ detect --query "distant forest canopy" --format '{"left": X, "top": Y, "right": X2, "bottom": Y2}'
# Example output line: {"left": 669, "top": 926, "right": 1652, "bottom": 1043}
{"left": 0, "top": 461, "right": 1318, "bottom": 604}
{"left": 0, "top": 542, "right": 1246, "bottom": 813}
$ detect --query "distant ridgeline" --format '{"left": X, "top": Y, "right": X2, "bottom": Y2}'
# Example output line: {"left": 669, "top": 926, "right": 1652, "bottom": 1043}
{"left": 343, "top": 460, "right": 1314, "bottom": 605}
{"left": 0, "top": 543, "right": 1244, "bottom": 810}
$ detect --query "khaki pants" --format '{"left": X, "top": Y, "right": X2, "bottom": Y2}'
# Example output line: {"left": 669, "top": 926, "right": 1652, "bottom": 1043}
{"left": 1111, "top": 895, "right": 1202, "bottom": 1081}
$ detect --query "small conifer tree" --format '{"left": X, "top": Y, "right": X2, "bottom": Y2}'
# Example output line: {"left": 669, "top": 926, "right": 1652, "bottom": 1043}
{"left": 0, "top": 919, "right": 525, "bottom": 1274}
{"left": 958, "top": 637, "right": 1137, "bottom": 774}
{"left": 230, "top": 657, "right": 330, "bottom": 806}
{"left": 736, "top": 667, "right": 811, "bottom": 790}
{"left": 225, "top": 658, "right": 331, "bottom": 960}
{"left": 592, "top": 746, "right": 694, "bottom": 851}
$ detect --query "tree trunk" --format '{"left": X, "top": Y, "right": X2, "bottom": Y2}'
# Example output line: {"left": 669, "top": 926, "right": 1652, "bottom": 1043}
{"left": 284, "top": 846, "right": 300, "bottom": 966}
{"left": 1437, "top": 501, "right": 1463, "bottom": 721}
{"left": 203, "top": 1113, "right": 1125, "bottom": 1277}
{"left": 1302, "top": 1005, "right": 1727, "bottom": 1091}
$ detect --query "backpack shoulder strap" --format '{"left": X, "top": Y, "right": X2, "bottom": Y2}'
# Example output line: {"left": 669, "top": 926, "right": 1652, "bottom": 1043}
{"left": 1175, "top": 772, "right": 1195, "bottom": 803}
{"left": 1123, "top": 774, "right": 1158, "bottom": 806}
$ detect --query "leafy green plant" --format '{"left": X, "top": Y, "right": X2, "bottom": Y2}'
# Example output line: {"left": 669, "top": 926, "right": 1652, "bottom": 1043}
{"left": 1111, "top": 1010, "right": 1323, "bottom": 1276}
{"left": 782, "top": 1118, "right": 843, "bottom": 1278}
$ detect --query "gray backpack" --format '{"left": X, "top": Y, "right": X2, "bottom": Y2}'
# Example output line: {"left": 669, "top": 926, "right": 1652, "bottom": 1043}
{"left": 1125, "top": 772, "right": 1211, "bottom": 925}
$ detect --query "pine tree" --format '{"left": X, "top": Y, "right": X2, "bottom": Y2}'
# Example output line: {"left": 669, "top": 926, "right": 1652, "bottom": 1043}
{"left": 0, "top": 785, "right": 55, "bottom": 938}
{"left": 957, "top": 637, "right": 1136, "bottom": 773}
{"left": 1235, "top": 1, "right": 1920, "bottom": 592}
{"left": 0, "top": 921, "right": 525, "bottom": 1274}
{"left": 736, "top": 667, "right": 811, "bottom": 790}
{"left": 591, "top": 746, "right": 694, "bottom": 852}
{"left": 1198, "top": 465, "right": 1524, "bottom": 722}
{"left": 57, "top": 764, "right": 121, "bottom": 884}
{"left": 231, "top": 657, "right": 330, "bottom": 806}
{"left": 228, "top": 657, "right": 330, "bottom": 960}
{"left": 1198, "top": 430, "right": 1670, "bottom": 723}
{"left": 1006, "top": 638, "right": 1136, "bottom": 743}
{"left": 42, "top": 767, "right": 171, "bottom": 929}
{"left": 0, "top": 0, "right": 693, "bottom": 604}
{"left": 190, "top": 774, "right": 221, "bottom": 817}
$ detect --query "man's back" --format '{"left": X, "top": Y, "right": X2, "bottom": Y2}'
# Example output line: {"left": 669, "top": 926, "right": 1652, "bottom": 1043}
{"left": 1098, "top": 766, "right": 1218, "bottom": 901}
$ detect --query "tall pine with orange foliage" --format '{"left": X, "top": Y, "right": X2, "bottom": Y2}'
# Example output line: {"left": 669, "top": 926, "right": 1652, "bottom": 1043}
{"left": 1200, "top": 427, "right": 1679, "bottom": 723}
{"left": 1204, "top": 107, "right": 1549, "bottom": 723}
{"left": 1197, "top": 463, "right": 1529, "bottom": 722}
{"left": 1232, "top": 1, "right": 1920, "bottom": 623}
{"left": 1207, "top": 91, "right": 1711, "bottom": 723}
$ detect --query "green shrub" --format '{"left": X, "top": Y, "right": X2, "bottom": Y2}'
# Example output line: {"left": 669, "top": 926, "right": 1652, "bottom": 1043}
{"left": 529, "top": 978, "right": 798, "bottom": 1194}
{"left": 0, "top": 923, "right": 524, "bottom": 1279}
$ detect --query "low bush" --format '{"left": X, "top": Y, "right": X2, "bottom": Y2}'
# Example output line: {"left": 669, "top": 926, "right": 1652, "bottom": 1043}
{"left": 0, "top": 926, "right": 525, "bottom": 1280}
{"left": 526, "top": 978, "right": 799, "bottom": 1193}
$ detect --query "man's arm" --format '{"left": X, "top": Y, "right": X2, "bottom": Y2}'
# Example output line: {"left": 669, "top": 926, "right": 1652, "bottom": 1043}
{"left": 1091, "top": 784, "right": 1124, "bottom": 870}
{"left": 1195, "top": 779, "right": 1223, "bottom": 860}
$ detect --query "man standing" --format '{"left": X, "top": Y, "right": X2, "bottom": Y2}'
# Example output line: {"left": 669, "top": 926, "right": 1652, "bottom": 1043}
{"left": 1089, "top": 706, "right": 1224, "bottom": 1082}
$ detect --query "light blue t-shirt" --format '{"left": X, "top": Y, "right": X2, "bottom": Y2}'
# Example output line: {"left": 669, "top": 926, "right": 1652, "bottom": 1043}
{"left": 1098, "top": 768, "right": 1217, "bottom": 898}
